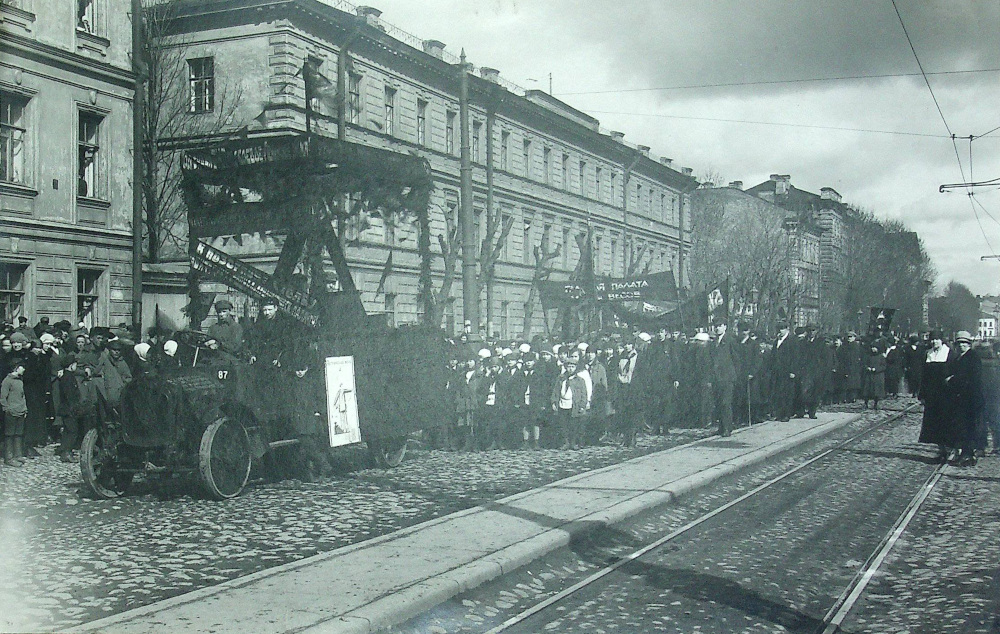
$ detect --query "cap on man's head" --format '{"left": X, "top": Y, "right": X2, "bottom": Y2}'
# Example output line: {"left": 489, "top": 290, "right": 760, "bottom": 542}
{"left": 10, "top": 332, "right": 29, "bottom": 344}
{"left": 106, "top": 339, "right": 125, "bottom": 351}
{"left": 955, "top": 331, "right": 974, "bottom": 344}
{"left": 261, "top": 298, "right": 278, "bottom": 308}
{"left": 215, "top": 299, "right": 234, "bottom": 312}
{"left": 693, "top": 332, "right": 711, "bottom": 342}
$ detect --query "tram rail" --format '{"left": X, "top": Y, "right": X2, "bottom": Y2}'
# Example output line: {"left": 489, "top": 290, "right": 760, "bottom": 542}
{"left": 484, "top": 402, "right": 931, "bottom": 634}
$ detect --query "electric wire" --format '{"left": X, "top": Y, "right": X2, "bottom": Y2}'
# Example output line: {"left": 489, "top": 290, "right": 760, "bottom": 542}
{"left": 555, "top": 67, "right": 1000, "bottom": 96}
{"left": 582, "top": 110, "right": 950, "bottom": 138}
{"left": 891, "top": 0, "right": 1000, "bottom": 259}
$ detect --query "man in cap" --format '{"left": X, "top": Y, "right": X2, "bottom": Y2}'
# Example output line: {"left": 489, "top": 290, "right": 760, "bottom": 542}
{"left": 207, "top": 299, "right": 244, "bottom": 356}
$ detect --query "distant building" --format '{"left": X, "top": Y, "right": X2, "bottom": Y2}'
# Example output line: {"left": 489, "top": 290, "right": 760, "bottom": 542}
{"left": 150, "top": 0, "right": 697, "bottom": 337}
{"left": 1, "top": 0, "right": 136, "bottom": 327}
{"left": 690, "top": 182, "right": 822, "bottom": 327}
{"left": 979, "top": 313, "right": 996, "bottom": 340}
{"left": 746, "top": 175, "right": 846, "bottom": 329}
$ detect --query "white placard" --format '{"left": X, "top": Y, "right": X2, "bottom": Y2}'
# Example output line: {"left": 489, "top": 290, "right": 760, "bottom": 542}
{"left": 324, "top": 355, "right": 362, "bottom": 448}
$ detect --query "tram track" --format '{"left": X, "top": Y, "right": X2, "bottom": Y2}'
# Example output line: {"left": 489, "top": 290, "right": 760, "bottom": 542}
{"left": 482, "top": 403, "right": 932, "bottom": 634}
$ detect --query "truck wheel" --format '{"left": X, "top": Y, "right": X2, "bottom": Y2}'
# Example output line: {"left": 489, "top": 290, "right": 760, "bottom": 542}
{"left": 199, "top": 417, "right": 252, "bottom": 500}
{"left": 369, "top": 435, "right": 408, "bottom": 468}
{"left": 80, "top": 428, "right": 133, "bottom": 499}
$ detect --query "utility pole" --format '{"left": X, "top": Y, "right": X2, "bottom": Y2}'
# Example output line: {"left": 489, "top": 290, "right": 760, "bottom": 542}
{"left": 131, "top": 0, "right": 144, "bottom": 336}
{"left": 459, "top": 50, "right": 478, "bottom": 335}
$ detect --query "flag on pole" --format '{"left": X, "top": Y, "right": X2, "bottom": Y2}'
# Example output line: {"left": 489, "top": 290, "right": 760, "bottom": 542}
{"left": 302, "top": 58, "right": 339, "bottom": 114}
{"left": 376, "top": 250, "right": 393, "bottom": 296}
{"left": 868, "top": 307, "right": 896, "bottom": 337}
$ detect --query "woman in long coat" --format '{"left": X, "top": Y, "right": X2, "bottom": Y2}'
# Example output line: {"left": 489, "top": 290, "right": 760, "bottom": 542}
{"left": 918, "top": 332, "right": 955, "bottom": 462}
{"left": 884, "top": 338, "right": 905, "bottom": 397}
{"left": 862, "top": 342, "right": 887, "bottom": 409}
{"left": 947, "top": 331, "right": 982, "bottom": 466}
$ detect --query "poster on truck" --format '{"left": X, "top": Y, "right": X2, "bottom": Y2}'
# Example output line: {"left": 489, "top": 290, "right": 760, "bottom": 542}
{"left": 324, "top": 356, "right": 362, "bottom": 448}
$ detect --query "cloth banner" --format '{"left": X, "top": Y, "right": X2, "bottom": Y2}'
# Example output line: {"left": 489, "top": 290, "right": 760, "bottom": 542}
{"left": 868, "top": 307, "right": 896, "bottom": 337}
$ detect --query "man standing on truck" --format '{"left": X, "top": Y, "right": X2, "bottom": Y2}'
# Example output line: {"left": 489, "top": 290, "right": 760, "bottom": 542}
{"left": 207, "top": 299, "right": 244, "bottom": 357}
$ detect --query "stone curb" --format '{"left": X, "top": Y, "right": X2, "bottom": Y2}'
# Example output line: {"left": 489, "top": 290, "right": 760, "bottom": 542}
{"left": 72, "top": 414, "right": 860, "bottom": 634}
{"left": 314, "top": 414, "right": 861, "bottom": 633}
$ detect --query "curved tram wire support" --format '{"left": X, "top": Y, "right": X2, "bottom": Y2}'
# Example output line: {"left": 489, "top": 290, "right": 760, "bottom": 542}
{"left": 484, "top": 402, "right": 925, "bottom": 634}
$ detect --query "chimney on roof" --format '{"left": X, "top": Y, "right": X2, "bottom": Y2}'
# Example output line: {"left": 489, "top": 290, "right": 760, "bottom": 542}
{"left": 681, "top": 167, "right": 693, "bottom": 176}
{"left": 659, "top": 157, "right": 673, "bottom": 167}
{"left": 480, "top": 67, "right": 500, "bottom": 83}
{"left": 422, "top": 39, "right": 446, "bottom": 59}
{"left": 356, "top": 6, "right": 382, "bottom": 28}
{"left": 636, "top": 145, "right": 650, "bottom": 157}
{"left": 609, "top": 131, "right": 625, "bottom": 142}
{"left": 820, "top": 187, "right": 842, "bottom": 203}
{"left": 729, "top": 181, "right": 743, "bottom": 190}
{"left": 770, "top": 173, "right": 791, "bottom": 196}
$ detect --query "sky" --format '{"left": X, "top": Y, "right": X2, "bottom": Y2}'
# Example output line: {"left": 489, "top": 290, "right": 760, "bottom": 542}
{"left": 358, "top": 0, "right": 1000, "bottom": 296}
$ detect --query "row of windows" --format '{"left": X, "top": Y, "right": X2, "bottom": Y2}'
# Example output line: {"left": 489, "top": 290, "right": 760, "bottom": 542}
{"left": 187, "top": 54, "right": 682, "bottom": 222}
{"left": 0, "top": 92, "right": 106, "bottom": 199}
{"left": 1, "top": 262, "right": 106, "bottom": 329}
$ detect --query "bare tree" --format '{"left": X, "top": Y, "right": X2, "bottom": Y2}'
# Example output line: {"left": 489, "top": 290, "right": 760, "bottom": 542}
{"left": 421, "top": 203, "right": 462, "bottom": 329}
{"left": 688, "top": 195, "right": 794, "bottom": 329}
{"left": 139, "top": 0, "right": 245, "bottom": 261}
{"left": 479, "top": 205, "right": 514, "bottom": 335}
{"left": 521, "top": 225, "right": 561, "bottom": 338}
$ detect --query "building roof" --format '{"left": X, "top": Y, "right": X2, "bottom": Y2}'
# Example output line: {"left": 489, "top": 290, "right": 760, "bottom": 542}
{"left": 745, "top": 178, "right": 848, "bottom": 214}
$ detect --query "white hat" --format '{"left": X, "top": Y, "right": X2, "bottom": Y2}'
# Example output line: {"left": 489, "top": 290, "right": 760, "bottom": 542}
{"left": 637, "top": 332, "right": 652, "bottom": 342}
{"left": 577, "top": 342, "right": 589, "bottom": 352}
{"left": 693, "top": 332, "right": 710, "bottom": 342}
{"left": 501, "top": 347, "right": 514, "bottom": 357}
{"left": 518, "top": 342, "right": 532, "bottom": 354}
{"left": 477, "top": 348, "right": 492, "bottom": 359}
{"left": 40, "top": 333, "right": 56, "bottom": 345}
{"left": 553, "top": 344, "right": 563, "bottom": 354}
{"left": 134, "top": 342, "right": 151, "bottom": 361}
{"left": 163, "top": 340, "right": 178, "bottom": 357}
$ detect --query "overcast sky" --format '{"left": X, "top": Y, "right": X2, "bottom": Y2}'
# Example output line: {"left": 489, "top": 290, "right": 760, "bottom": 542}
{"left": 360, "top": 0, "right": 1000, "bottom": 296}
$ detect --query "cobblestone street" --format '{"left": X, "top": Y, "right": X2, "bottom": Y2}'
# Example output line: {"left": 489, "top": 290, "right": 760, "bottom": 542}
{"left": 394, "top": 402, "right": 1000, "bottom": 633}
{"left": 0, "top": 425, "right": 710, "bottom": 632}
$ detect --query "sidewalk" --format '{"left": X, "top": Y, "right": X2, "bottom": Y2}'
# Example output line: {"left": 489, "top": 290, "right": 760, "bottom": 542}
{"left": 72, "top": 412, "right": 861, "bottom": 634}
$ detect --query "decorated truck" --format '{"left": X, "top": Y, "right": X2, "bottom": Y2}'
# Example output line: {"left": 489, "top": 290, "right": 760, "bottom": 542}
{"left": 81, "top": 136, "right": 451, "bottom": 499}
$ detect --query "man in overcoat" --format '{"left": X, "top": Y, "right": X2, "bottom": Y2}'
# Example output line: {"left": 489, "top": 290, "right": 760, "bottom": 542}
{"left": 769, "top": 322, "right": 797, "bottom": 421}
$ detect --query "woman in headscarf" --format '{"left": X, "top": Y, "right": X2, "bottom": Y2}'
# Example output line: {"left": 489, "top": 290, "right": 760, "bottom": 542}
{"left": 918, "top": 331, "right": 955, "bottom": 463}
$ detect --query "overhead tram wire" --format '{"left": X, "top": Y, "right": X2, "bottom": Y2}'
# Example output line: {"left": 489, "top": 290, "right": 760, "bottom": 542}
{"left": 891, "top": 0, "right": 1000, "bottom": 259}
{"left": 554, "top": 67, "right": 1000, "bottom": 97}
{"left": 582, "top": 110, "right": 951, "bottom": 139}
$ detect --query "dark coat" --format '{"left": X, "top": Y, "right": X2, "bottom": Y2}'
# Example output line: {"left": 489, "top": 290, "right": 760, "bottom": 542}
{"left": 840, "top": 341, "right": 863, "bottom": 392}
{"left": 948, "top": 347, "right": 982, "bottom": 449}
{"left": 711, "top": 334, "right": 738, "bottom": 385}
{"left": 919, "top": 347, "right": 955, "bottom": 447}
{"left": 861, "top": 352, "right": 886, "bottom": 401}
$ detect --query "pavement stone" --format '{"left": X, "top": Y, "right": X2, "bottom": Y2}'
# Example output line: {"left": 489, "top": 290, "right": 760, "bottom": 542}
{"left": 0, "top": 426, "right": 711, "bottom": 632}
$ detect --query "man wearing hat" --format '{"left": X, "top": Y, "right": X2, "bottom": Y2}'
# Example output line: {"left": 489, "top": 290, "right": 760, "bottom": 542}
{"left": 769, "top": 322, "right": 797, "bottom": 421}
{"left": 711, "top": 321, "right": 738, "bottom": 436}
{"left": 841, "top": 331, "right": 863, "bottom": 403}
{"left": 949, "top": 331, "right": 982, "bottom": 466}
{"left": 207, "top": 299, "right": 244, "bottom": 356}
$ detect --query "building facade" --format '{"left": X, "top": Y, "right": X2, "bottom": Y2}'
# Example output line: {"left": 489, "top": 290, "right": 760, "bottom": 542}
{"left": 747, "top": 174, "right": 846, "bottom": 329}
{"left": 979, "top": 313, "right": 996, "bottom": 340}
{"left": 155, "top": 0, "right": 696, "bottom": 338}
{"left": 1, "top": 0, "right": 136, "bottom": 327}
{"left": 690, "top": 182, "right": 823, "bottom": 328}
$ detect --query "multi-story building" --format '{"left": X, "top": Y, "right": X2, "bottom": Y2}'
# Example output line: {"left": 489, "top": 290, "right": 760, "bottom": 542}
{"left": 1, "top": 0, "right": 136, "bottom": 327}
{"left": 747, "top": 174, "right": 846, "bottom": 329}
{"left": 979, "top": 313, "right": 997, "bottom": 340}
{"left": 690, "top": 181, "right": 823, "bottom": 327}
{"left": 153, "top": 0, "right": 696, "bottom": 337}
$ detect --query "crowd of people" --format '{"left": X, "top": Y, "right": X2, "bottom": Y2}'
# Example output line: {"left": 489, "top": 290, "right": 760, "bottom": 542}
{"left": 2, "top": 305, "right": 998, "bottom": 477}
{"left": 439, "top": 321, "right": 1000, "bottom": 464}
